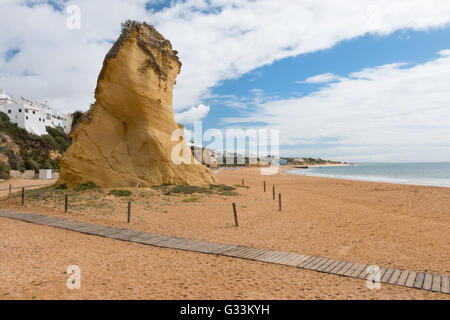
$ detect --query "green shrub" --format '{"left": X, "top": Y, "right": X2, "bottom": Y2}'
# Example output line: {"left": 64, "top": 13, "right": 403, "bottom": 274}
{"left": 209, "top": 184, "right": 235, "bottom": 191}
{"left": 74, "top": 181, "right": 99, "bottom": 191}
{"left": 70, "top": 111, "right": 83, "bottom": 132}
{"left": 182, "top": 196, "right": 199, "bottom": 202}
{"left": 108, "top": 189, "right": 132, "bottom": 197}
{"left": 25, "top": 159, "right": 39, "bottom": 173}
{"left": 41, "top": 134, "right": 56, "bottom": 150}
{"left": 164, "top": 185, "right": 211, "bottom": 195}
{"left": 0, "top": 161, "right": 10, "bottom": 180}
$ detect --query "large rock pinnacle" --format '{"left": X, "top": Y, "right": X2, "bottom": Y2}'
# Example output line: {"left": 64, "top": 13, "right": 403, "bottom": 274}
{"left": 58, "top": 21, "right": 217, "bottom": 187}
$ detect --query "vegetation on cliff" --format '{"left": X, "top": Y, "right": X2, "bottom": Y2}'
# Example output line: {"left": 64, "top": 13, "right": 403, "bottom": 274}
{"left": 0, "top": 111, "right": 71, "bottom": 179}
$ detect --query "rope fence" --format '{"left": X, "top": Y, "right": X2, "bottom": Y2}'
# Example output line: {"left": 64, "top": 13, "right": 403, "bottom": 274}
{"left": 1, "top": 177, "right": 292, "bottom": 226}
{"left": 0, "top": 183, "right": 55, "bottom": 192}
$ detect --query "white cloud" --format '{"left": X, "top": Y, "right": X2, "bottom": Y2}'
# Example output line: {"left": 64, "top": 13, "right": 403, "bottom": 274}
{"left": 297, "top": 73, "right": 342, "bottom": 84}
{"left": 224, "top": 51, "right": 450, "bottom": 162}
{"left": 174, "top": 104, "right": 210, "bottom": 124}
{"left": 1, "top": 0, "right": 450, "bottom": 113}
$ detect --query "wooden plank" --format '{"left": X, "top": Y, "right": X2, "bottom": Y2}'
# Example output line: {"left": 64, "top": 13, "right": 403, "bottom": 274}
{"left": 183, "top": 240, "right": 215, "bottom": 252}
{"left": 195, "top": 242, "right": 223, "bottom": 253}
{"left": 413, "top": 272, "right": 425, "bottom": 289}
{"left": 220, "top": 245, "right": 248, "bottom": 256}
{"left": 316, "top": 259, "right": 336, "bottom": 272}
{"left": 219, "top": 245, "right": 247, "bottom": 256}
{"left": 441, "top": 276, "right": 449, "bottom": 294}
{"left": 336, "top": 262, "right": 354, "bottom": 275}
{"left": 422, "top": 273, "right": 433, "bottom": 291}
{"left": 396, "top": 270, "right": 410, "bottom": 286}
{"left": 130, "top": 233, "right": 166, "bottom": 245}
{"left": 36, "top": 216, "right": 65, "bottom": 225}
{"left": 175, "top": 239, "right": 203, "bottom": 250}
{"left": 176, "top": 239, "right": 205, "bottom": 251}
{"left": 109, "top": 229, "right": 140, "bottom": 241}
{"left": 0, "top": 211, "right": 28, "bottom": 219}
{"left": 185, "top": 239, "right": 212, "bottom": 250}
{"left": 3, "top": 212, "right": 31, "bottom": 220}
{"left": 378, "top": 268, "right": 387, "bottom": 281}
{"left": 244, "top": 249, "right": 270, "bottom": 260}
{"left": 283, "top": 254, "right": 309, "bottom": 267}
{"left": 263, "top": 252, "right": 291, "bottom": 263}
{"left": 163, "top": 237, "right": 193, "bottom": 249}
{"left": 71, "top": 223, "right": 96, "bottom": 233}
{"left": 259, "top": 251, "right": 287, "bottom": 263}
{"left": 312, "top": 258, "right": 331, "bottom": 270}
{"left": 165, "top": 238, "right": 192, "bottom": 249}
{"left": 201, "top": 242, "right": 224, "bottom": 252}
{"left": 301, "top": 256, "right": 322, "bottom": 269}
{"left": 79, "top": 224, "right": 115, "bottom": 235}
{"left": 175, "top": 239, "right": 204, "bottom": 251}
{"left": 310, "top": 257, "right": 328, "bottom": 269}
{"left": 20, "top": 214, "right": 49, "bottom": 223}
{"left": 380, "top": 268, "right": 395, "bottom": 283}
{"left": 275, "top": 253, "right": 300, "bottom": 265}
{"left": 162, "top": 237, "right": 191, "bottom": 249}
{"left": 343, "top": 263, "right": 363, "bottom": 277}
{"left": 388, "top": 269, "right": 402, "bottom": 284}
{"left": 322, "top": 260, "right": 343, "bottom": 273}
{"left": 309, "top": 258, "right": 330, "bottom": 271}
{"left": 66, "top": 222, "right": 92, "bottom": 231}
{"left": 253, "top": 251, "right": 278, "bottom": 262}
{"left": 404, "top": 271, "right": 417, "bottom": 287}
{"left": 240, "top": 248, "right": 267, "bottom": 259}
{"left": 234, "top": 247, "right": 258, "bottom": 258}
{"left": 211, "top": 244, "right": 239, "bottom": 254}
{"left": 349, "top": 264, "right": 367, "bottom": 278}
{"left": 33, "top": 216, "right": 61, "bottom": 225}
{"left": 282, "top": 254, "right": 307, "bottom": 266}
{"left": 0, "top": 211, "right": 17, "bottom": 218}
{"left": 431, "top": 274, "right": 441, "bottom": 292}
{"left": 57, "top": 220, "right": 88, "bottom": 231}
{"left": 145, "top": 235, "right": 176, "bottom": 245}
{"left": 297, "top": 256, "right": 318, "bottom": 268}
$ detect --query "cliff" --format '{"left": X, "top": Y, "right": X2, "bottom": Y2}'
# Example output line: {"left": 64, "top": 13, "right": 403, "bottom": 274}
{"left": 58, "top": 21, "right": 216, "bottom": 187}
{"left": 0, "top": 112, "right": 70, "bottom": 179}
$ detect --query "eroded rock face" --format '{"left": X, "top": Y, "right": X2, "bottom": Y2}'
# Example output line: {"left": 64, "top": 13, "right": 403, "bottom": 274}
{"left": 58, "top": 21, "right": 217, "bottom": 187}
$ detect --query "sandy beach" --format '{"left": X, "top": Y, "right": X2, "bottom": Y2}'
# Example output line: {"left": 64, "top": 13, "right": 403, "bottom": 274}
{"left": 0, "top": 166, "right": 449, "bottom": 299}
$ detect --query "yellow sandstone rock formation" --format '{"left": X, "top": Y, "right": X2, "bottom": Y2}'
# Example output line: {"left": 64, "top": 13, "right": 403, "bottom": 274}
{"left": 58, "top": 21, "right": 217, "bottom": 187}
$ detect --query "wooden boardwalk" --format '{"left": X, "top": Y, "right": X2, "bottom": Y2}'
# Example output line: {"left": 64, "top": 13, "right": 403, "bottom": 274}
{"left": 0, "top": 209, "right": 448, "bottom": 295}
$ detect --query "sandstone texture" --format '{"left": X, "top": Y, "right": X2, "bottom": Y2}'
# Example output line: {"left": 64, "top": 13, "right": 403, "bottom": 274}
{"left": 58, "top": 21, "right": 216, "bottom": 187}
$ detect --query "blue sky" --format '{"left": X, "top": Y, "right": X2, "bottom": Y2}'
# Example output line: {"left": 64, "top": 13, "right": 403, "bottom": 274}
{"left": 1, "top": 0, "right": 450, "bottom": 161}
{"left": 204, "top": 27, "right": 450, "bottom": 128}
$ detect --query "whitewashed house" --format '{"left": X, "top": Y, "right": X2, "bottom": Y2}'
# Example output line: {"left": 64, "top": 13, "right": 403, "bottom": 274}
{"left": 0, "top": 89, "right": 72, "bottom": 136}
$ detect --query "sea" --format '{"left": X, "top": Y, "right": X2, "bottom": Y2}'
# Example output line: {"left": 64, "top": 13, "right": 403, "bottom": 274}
{"left": 285, "top": 162, "right": 450, "bottom": 188}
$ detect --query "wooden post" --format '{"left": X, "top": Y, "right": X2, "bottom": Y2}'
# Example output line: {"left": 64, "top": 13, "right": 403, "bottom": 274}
{"left": 127, "top": 201, "right": 131, "bottom": 223}
{"left": 278, "top": 193, "right": 282, "bottom": 211}
{"left": 21, "top": 187, "right": 24, "bottom": 206}
{"left": 8, "top": 184, "right": 12, "bottom": 198}
{"left": 272, "top": 186, "right": 275, "bottom": 200}
{"left": 264, "top": 181, "right": 266, "bottom": 192}
{"left": 64, "top": 194, "right": 68, "bottom": 213}
{"left": 242, "top": 178, "right": 244, "bottom": 186}
{"left": 232, "top": 203, "right": 238, "bottom": 227}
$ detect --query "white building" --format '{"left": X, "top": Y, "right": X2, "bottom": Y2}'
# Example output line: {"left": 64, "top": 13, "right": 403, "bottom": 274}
{"left": 0, "top": 89, "right": 72, "bottom": 136}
